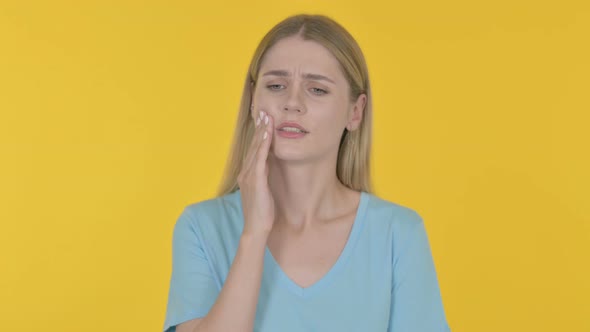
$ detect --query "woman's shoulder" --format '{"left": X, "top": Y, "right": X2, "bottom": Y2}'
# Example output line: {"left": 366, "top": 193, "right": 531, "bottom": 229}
{"left": 184, "top": 190, "right": 240, "bottom": 214}
{"left": 364, "top": 191, "right": 424, "bottom": 228}
{"left": 178, "top": 190, "right": 243, "bottom": 232}
{"left": 362, "top": 193, "right": 427, "bottom": 255}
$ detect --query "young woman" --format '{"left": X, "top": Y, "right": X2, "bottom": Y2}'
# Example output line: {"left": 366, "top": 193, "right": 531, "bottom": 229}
{"left": 163, "top": 14, "right": 451, "bottom": 332}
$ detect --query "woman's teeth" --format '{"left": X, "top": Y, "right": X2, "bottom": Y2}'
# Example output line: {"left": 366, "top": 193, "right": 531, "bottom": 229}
{"left": 280, "top": 127, "right": 305, "bottom": 133}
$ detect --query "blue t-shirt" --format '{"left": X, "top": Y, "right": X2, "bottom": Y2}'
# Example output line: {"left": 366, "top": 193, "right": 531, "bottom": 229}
{"left": 163, "top": 189, "right": 451, "bottom": 331}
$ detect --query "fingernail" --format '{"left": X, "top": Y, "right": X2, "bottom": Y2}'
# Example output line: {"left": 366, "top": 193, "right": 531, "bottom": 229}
{"left": 264, "top": 115, "right": 269, "bottom": 125}
{"left": 259, "top": 111, "right": 264, "bottom": 120}
{"left": 263, "top": 131, "right": 268, "bottom": 140}
{"left": 256, "top": 117, "right": 261, "bottom": 126}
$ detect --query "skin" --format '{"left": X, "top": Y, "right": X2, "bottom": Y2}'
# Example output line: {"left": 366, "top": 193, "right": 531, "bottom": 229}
{"left": 251, "top": 34, "right": 367, "bottom": 231}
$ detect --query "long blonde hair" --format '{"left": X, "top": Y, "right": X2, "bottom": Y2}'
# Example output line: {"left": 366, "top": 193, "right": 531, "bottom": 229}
{"left": 217, "top": 14, "right": 374, "bottom": 197}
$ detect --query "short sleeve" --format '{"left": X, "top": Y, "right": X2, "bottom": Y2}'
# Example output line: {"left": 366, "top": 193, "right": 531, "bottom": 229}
{"left": 163, "top": 207, "right": 220, "bottom": 332}
{"left": 388, "top": 211, "right": 451, "bottom": 332}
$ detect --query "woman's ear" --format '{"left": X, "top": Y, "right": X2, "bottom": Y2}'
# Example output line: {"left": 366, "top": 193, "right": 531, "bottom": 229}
{"left": 347, "top": 93, "right": 367, "bottom": 131}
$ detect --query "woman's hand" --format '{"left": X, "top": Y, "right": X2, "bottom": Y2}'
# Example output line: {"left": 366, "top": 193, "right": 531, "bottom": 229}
{"left": 237, "top": 110, "right": 275, "bottom": 237}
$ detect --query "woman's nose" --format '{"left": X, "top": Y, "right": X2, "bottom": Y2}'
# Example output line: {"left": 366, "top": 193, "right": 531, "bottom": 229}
{"left": 282, "top": 85, "right": 306, "bottom": 114}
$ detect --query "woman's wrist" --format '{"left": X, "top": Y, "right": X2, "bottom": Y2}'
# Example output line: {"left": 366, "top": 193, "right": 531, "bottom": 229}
{"left": 240, "top": 230, "right": 270, "bottom": 247}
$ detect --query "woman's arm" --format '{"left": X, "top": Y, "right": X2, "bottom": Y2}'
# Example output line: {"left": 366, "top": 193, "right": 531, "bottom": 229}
{"left": 177, "top": 232, "right": 268, "bottom": 332}
{"left": 178, "top": 111, "right": 276, "bottom": 332}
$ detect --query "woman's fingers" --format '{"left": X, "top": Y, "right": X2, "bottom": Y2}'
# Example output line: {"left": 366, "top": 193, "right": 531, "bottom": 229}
{"left": 255, "top": 113, "right": 273, "bottom": 173}
{"left": 243, "top": 110, "right": 269, "bottom": 172}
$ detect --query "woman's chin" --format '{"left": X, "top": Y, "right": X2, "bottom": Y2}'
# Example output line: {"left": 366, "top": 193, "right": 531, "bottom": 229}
{"left": 269, "top": 148, "right": 308, "bottom": 162}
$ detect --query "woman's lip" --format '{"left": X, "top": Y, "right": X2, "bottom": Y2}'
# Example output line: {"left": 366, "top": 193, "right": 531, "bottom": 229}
{"left": 276, "top": 129, "right": 308, "bottom": 139}
{"left": 276, "top": 127, "right": 309, "bottom": 134}
{"left": 277, "top": 122, "right": 308, "bottom": 132}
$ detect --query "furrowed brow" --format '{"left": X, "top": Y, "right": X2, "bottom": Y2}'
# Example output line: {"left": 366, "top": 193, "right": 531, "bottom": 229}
{"left": 262, "top": 70, "right": 335, "bottom": 84}
{"left": 302, "top": 73, "right": 335, "bottom": 84}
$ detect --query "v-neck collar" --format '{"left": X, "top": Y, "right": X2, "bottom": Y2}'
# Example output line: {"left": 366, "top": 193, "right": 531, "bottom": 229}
{"left": 235, "top": 190, "right": 370, "bottom": 299}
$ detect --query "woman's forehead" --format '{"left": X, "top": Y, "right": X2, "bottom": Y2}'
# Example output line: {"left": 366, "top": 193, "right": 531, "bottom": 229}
{"left": 259, "top": 37, "right": 343, "bottom": 81}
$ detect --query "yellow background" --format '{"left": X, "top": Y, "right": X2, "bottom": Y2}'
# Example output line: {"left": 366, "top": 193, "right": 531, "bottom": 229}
{"left": 1, "top": 0, "right": 588, "bottom": 331}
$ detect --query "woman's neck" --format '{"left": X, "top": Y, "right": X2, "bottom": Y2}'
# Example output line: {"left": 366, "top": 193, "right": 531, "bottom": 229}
{"left": 267, "top": 156, "right": 351, "bottom": 229}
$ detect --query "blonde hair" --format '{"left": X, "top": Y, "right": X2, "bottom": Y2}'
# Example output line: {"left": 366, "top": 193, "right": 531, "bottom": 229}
{"left": 217, "top": 14, "right": 374, "bottom": 197}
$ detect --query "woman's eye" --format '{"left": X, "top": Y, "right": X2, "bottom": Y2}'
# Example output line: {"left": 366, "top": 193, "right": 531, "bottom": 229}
{"left": 311, "top": 87, "right": 328, "bottom": 95}
{"left": 267, "top": 84, "right": 284, "bottom": 91}
{"left": 266, "top": 85, "right": 327, "bottom": 95}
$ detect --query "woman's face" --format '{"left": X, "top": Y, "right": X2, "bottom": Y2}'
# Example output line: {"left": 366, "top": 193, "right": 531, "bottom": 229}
{"left": 251, "top": 35, "right": 366, "bottom": 163}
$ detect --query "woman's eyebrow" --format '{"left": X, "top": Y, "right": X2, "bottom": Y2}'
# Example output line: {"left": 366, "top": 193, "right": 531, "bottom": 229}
{"left": 262, "top": 69, "right": 335, "bottom": 84}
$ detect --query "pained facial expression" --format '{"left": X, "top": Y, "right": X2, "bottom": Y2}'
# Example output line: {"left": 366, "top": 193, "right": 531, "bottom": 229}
{"left": 251, "top": 36, "right": 365, "bottom": 163}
